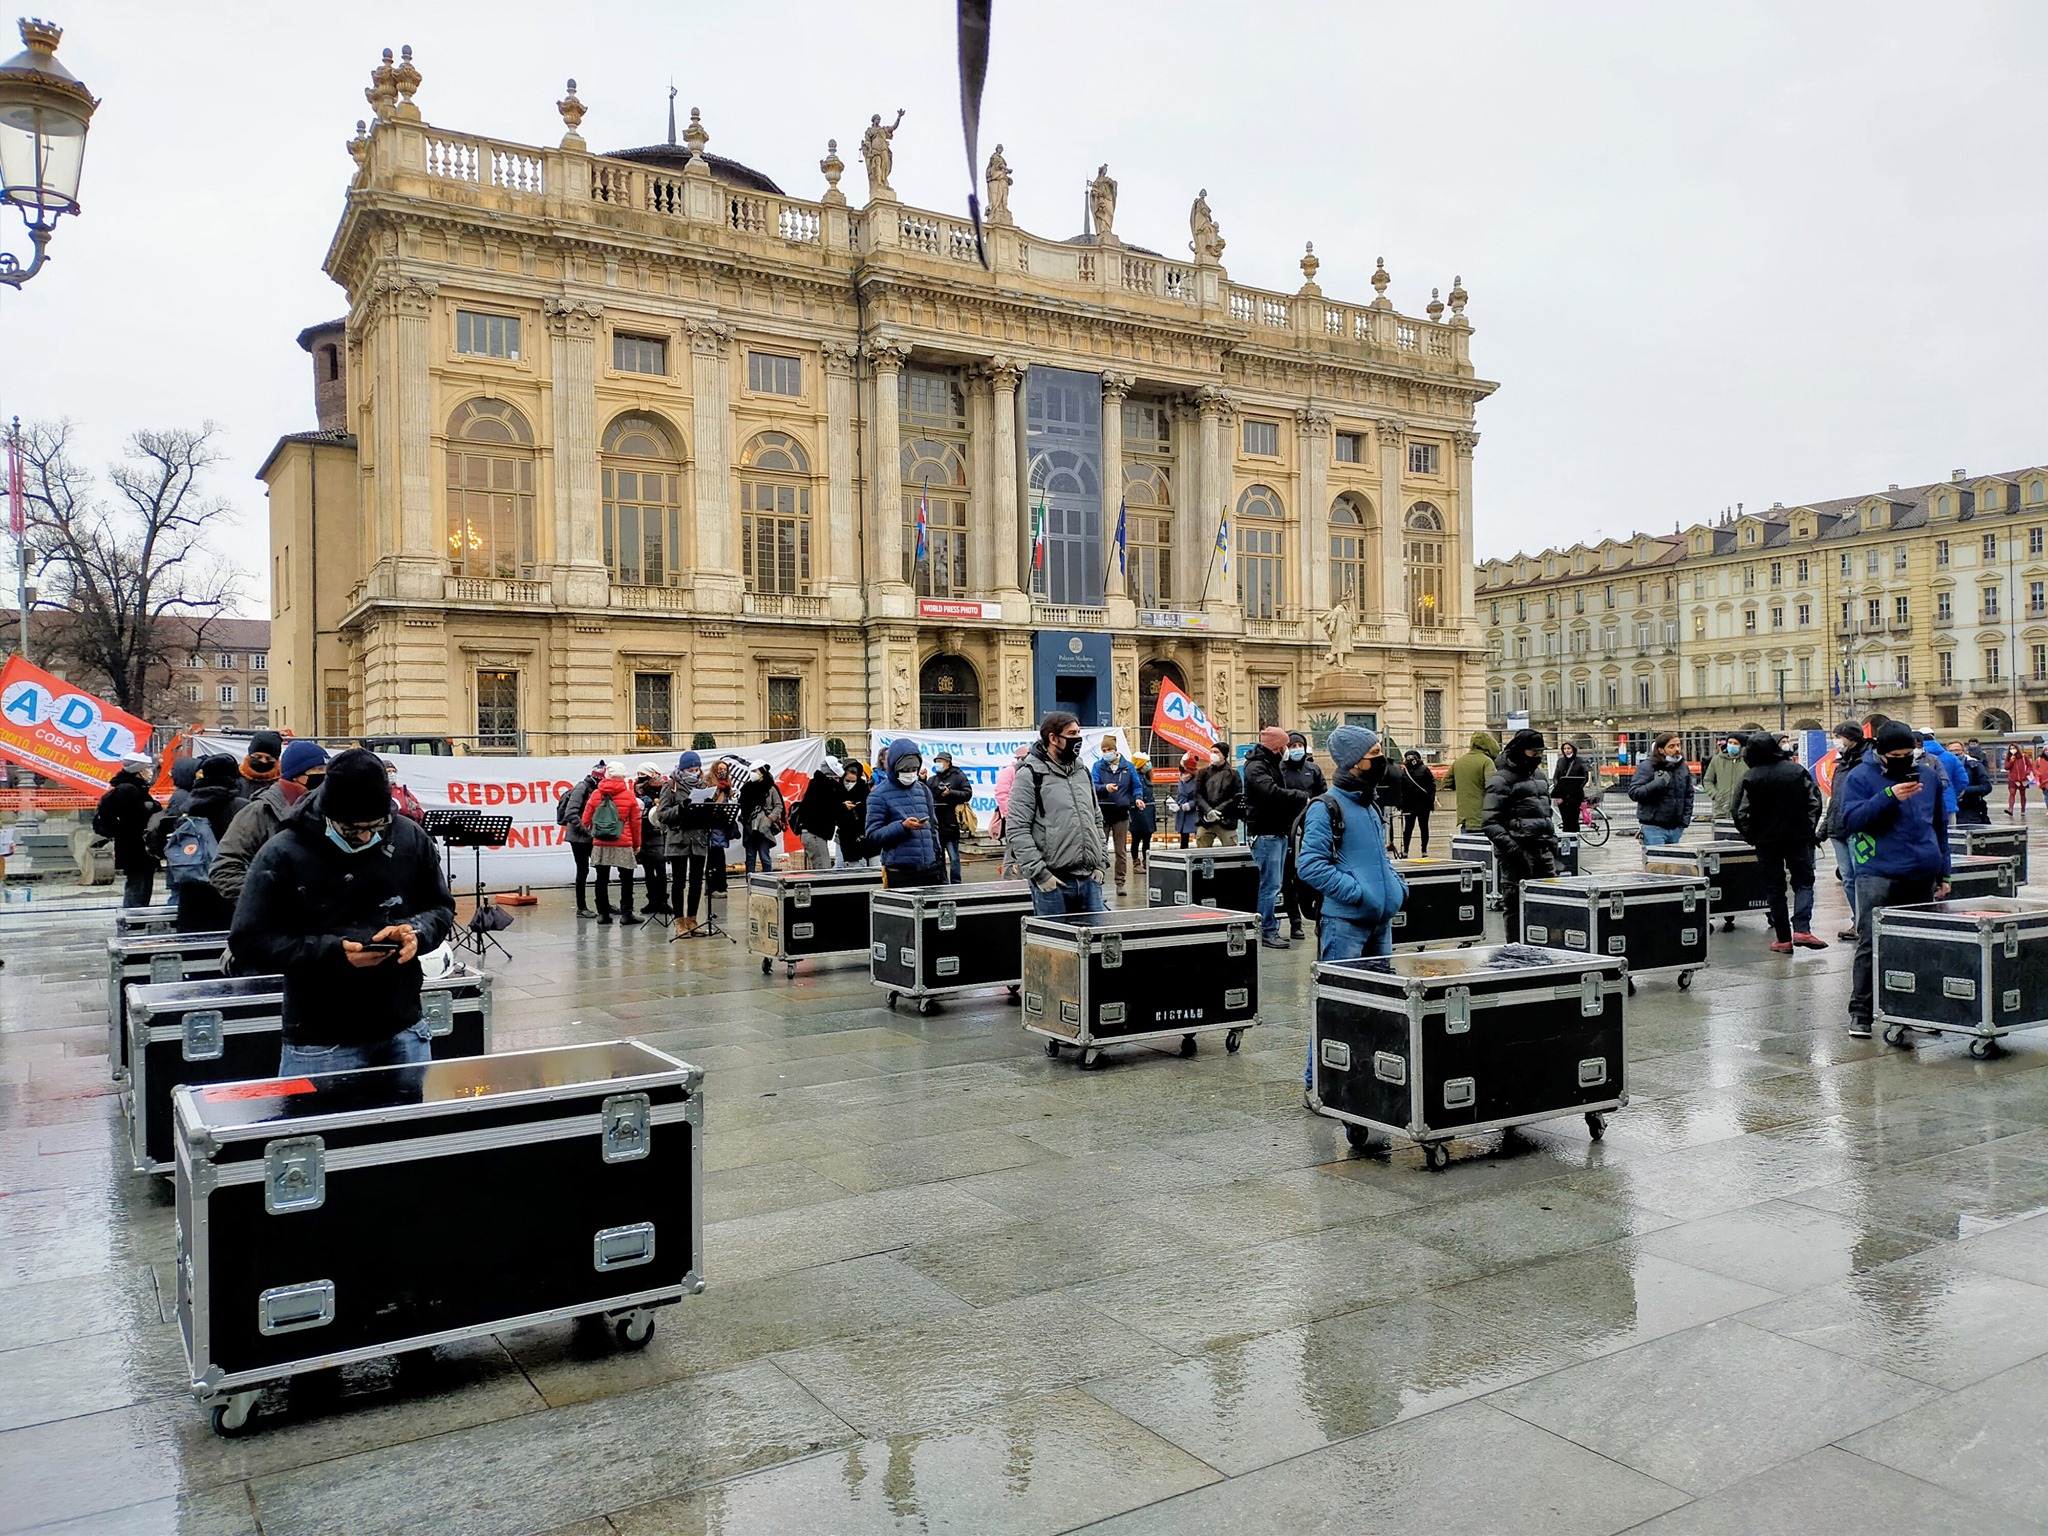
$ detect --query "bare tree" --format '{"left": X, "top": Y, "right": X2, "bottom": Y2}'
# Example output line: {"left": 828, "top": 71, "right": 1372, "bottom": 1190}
{"left": 19, "top": 422, "right": 243, "bottom": 717}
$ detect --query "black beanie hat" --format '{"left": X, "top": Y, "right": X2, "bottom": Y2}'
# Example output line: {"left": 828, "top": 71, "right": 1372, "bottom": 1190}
{"left": 1835, "top": 721, "right": 1864, "bottom": 743}
{"left": 247, "top": 730, "right": 284, "bottom": 760}
{"left": 1507, "top": 728, "right": 1546, "bottom": 756}
{"left": 1873, "top": 720, "right": 1917, "bottom": 754}
{"left": 194, "top": 753, "right": 238, "bottom": 789}
{"left": 322, "top": 748, "right": 393, "bottom": 822}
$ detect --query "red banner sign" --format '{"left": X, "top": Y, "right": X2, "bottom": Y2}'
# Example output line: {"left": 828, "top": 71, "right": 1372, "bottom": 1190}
{"left": 0, "top": 654, "right": 154, "bottom": 793}
{"left": 1149, "top": 676, "right": 1220, "bottom": 758}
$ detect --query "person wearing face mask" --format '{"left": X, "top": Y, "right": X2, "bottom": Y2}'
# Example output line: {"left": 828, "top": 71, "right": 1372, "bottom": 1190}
{"left": 1550, "top": 741, "right": 1590, "bottom": 834}
{"left": 1701, "top": 734, "right": 1749, "bottom": 823}
{"left": 1481, "top": 728, "right": 1561, "bottom": 939}
{"left": 1949, "top": 738, "right": 1991, "bottom": 826}
{"left": 836, "top": 760, "right": 876, "bottom": 867}
{"left": 232, "top": 748, "right": 455, "bottom": 1074}
{"left": 1295, "top": 725, "right": 1407, "bottom": 1089}
{"left": 1731, "top": 732, "right": 1827, "bottom": 953}
{"left": 1278, "top": 732, "right": 1328, "bottom": 940}
{"left": 1397, "top": 749, "right": 1439, "bottom": 858}
{"left": 1819, "top": 721, "right": 1868, "bottom": 939}
{"left": 1629, "top": 732, "right": 1696, "bottom": 847}
{"left": 866, "top": 739, "right": 946, "bottom": 888}
{"left": 1005, "top": 711, "right": 1109, "bottom": 915}
{"left": 210, "top": 739, "right": 330, "bottom": 911}
{"left": 234, "top": 730, "right": 285, "bottom": 804}
{"left": 1172, "top": 751, "right": 1205, "bottom": 849}
{"left": 1840, "top": 719, "right": 1952, "bottom": 1039}
{"left": 1243, "top": 727, "right": 1314, "bottom": 947}
{"left": 793, "top": 756, "right": 846, "bottom": 869}
{"left": 1091, "top": 734, "right": 1140, "bottom": 894}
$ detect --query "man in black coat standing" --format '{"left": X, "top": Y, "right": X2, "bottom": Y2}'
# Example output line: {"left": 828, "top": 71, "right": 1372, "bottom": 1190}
{"left": 1278, "top": 730, "right": 1327, "bottom": 940}
{"left": 1481, "top": 729, "right": 1559, "bottom": 940}
{"left": 232, "top": 749, "right": 456, "bottom": 1076}
{"left": 93, "top": 752, "right": 160, "bottom": 907}
{"left": 1732, "top": 734, "right": 1828, "bottom": 953}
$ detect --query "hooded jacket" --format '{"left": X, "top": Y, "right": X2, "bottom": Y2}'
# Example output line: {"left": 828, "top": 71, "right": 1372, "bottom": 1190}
{"left": 1193, "top": 759, "right": 1243, "bottom": 831}
{"left": 1922, "top": 740, "right": 1963, "bottom": 817}
{"left": 581, "top": 774, "right": 642, "bottom": 850}
{"left": 794, "top": 766, "right": 844, "bottom": 837}
{"left": 1701, "top": 742, "right": 1749, "bottom": 819}
{"left": 559, "top": 773, "right": 601, "bottom": 847}
{"left": 1003, "top": 740, "right": 1108, "bottom": 885}
{"left": 1295, "top": 782, "right": 1408, "bottom": 925}
{"left": 1397, "top": 755, "right": 1438, "bottom": 814}
{"left": 929, "top": 762, "right": 974, "bottom": 841}
{"left": 1447, "top": 732, "right": 1500, "bottom": 832}
{"left": 1480, "top": 746, "right": 1557, "bottom": 858}
{"left": 1731, "top": 736, "right": 1824, "bottom": 850}
{"left": 1242, "top": 743, "right": 1311, "bottom": 837}
{"left": 93, "top": 768, "right": 159, "bottom": 872}
{"left": 1821, "top": 737, "right": 1867, "bottom": 840}
{"left": 163, "top": 758, "right": 198, "bottom": 819}
{"left": 651, "top": 766, "right": 713, "bottom": 859}
{"left": 1840, "top": 752, "right": 1951, "bottom": 883}
{"left": 866, "top": 739, "right": 943, "bottom": 870}
{"left": 1628, "top": 751, "right": 1696, "bottom": 831}
{"left": 230, "top": 785, "right": 456, "bottom": 1047}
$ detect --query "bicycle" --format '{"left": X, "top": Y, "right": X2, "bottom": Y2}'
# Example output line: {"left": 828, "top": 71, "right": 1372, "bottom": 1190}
{"left": 1578, "top": 801, "right": 1611, "bottom": 847}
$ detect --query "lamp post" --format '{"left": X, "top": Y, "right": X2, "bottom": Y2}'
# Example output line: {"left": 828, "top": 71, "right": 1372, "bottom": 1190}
{"left": 0, "top": 17, "right": 95, "bottom": 288}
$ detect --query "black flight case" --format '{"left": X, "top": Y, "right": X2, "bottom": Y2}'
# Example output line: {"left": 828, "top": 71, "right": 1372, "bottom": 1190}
{"left": 128, "top": 967, "right": 494, "bottom": 1176}
{"left": 174, "top": 1039, "right": 702, "bottom": 1436}
{"left": 1308, "top": 945, "right": 1628, "bottom": 1170}
{"left": 107, "top": 931, "right": 231, "bottom": 1083}
{"left": 1450, "top": 832, "right": 1577, "bottom": 911}
{"left": 1145, "top": 845, "right": 1260, "bottom": 913}
{"left": 1388, "top": 859, "right": 1486, "bottom": 951}
{"left": 1946, "top": 854, "right": 2019, "bottom": 904}
{"left": 1021, "top": 907, "right": 1259, "bottom": 1068}
{"left": 1873, "top": 897, "right": 2048, "bottom": 1057}
{"left": 870, "top": 880, "right": 1035, "bottom": 1013}
{"left": 1521, "top": 872, "right": 1711, "bottom": 993}
{"left": 1643, "top": 839, "right": 1771, "bottom": 929}
{"left": 1948, "top": 823, "right": 2029, "bottom": 886}
{"left": 116, "top": 903, "right": 180, "bottom": 936}
{"left": 747, "top": 867, "right": 886, "bottom": 977}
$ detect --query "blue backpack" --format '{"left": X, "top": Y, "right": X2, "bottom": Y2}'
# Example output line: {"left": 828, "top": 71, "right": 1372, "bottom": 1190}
{"left": 163, "top": 814, "right": 219, "bottom": 891}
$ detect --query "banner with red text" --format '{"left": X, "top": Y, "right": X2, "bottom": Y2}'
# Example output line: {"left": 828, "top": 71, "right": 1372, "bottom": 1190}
{"left": 0, "top": 655, "right": 155, "bottom": 793}
{"left": 1148, "top": 677, "right": 1219, "bottom": 758}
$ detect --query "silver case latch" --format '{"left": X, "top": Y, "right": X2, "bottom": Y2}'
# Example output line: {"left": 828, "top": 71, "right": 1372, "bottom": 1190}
{"left": 264, "top": 1136, "right": 326, "bottom": 1215}
{"left": 1227, "top": 923, "right": 1249, "bottom": 957}
{"left": 1101, "top": 934, "right": 1124, "bottom": 969}
{"left": 792, "top": 883, "right": 812, "bottom": 909}
{"left": 936, "top": 901, "right": 957, "bottom": 931}
{"left": 182, "top": 1009, "right": 224, "bottom": 1062}
{"left": 258, "top": 1279, "right": 336, "bottom": 1335}
{"left": 593, "top": 1222, "right": 656, "bottom": 1271}
{"left": 419, "top": 990, "right": 453, "bottom": 1038}
{"left": 601, "top": 1093, "right": 652, "bottom": 1164}
{"left": 150, "top": 954, "right": 184, "bottom": 984}
{"left": 1580, "top": 973, "right": 1605, "bottom": 1016}
{"left": 1444, "top": 986, "right": 1471, "bottom": 1034}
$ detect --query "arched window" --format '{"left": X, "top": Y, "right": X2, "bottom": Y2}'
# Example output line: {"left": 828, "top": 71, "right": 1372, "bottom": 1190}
{"left": 738, "top": 431, "right": 813, "bottom": 596}
{"left": 902, "top": 369, "right": 970, "bottom": 597}
{"left": 601, "top": 413, "right": 685, "bottom": 588}
{"left": 919, "top": 653, "right": 981, "bottom": 729}
{"left": 1123, "top": 463, "right": 1173, "bottom": 610}
{"left": 1137, "top": 658, "right": 1186, "bottom": 758}
{"left": 1236, "top": 484, "right": 1285, "bottom": 620}
{"left": 1329, "top": 494, "right": 1372, "bottom": 609}
{"left": 1405, "top": 502, "right": 1446, "bottom": 628}
{"left": 445, "top": 399, "right": 536, "bottom": 580}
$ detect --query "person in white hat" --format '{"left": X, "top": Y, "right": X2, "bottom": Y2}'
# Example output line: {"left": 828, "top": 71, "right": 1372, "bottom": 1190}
{"left": 93, "top": 752, "right": 161, "bottom": 908}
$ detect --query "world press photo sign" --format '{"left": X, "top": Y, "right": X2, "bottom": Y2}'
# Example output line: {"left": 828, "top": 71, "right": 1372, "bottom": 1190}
{"left": 0, "top": 654, "right": 153, "bottom": 792}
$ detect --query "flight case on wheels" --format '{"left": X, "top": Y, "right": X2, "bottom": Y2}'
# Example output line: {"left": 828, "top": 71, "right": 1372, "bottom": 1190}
{"left": 107, "top": 931, "right": 231, "bottom": 1083}
{"left": 1388, "top": 859, "right": 1486, "bottom": 950}
{"left": 747, "top": 867, "right": 885, "bottom": 977}
{"left": 1521, "top": 872, "right": 1711, "bottom": 992}
{"left": 1945, "top": 854, "right": 2019, "bottom": 903}
{"left": 870, "top": 880, "right": 1035, "bottom": 1012}
{"left": 1643, "top": 840, "right": 1770, "bottom": 929}
{"left": 1308, "top": 945, "right": 1627, "bottom": 1170}
{"left": 116, "top": 904, "right": 180, "bottom": 936}
{"left": 128, "top": 967, "right": 494, "bottom": 1175}
{"left": 1021, "top": 908, "right": 1259, "bottom": 1068}
{"left": 1873, "top": 897, "right": 2048, "bottom": 1057}
{"left": 1948, "top": 824, "right": 2029, "bottom": 886}
{"left": 1145, "top": 846, "right": 1259, "bottom": 913}
{"left": 1449, "top": 833, "right": 1576, "bottom": 911}
{"left": 174, "top": 1040, "right": 702, "bottom": 1437}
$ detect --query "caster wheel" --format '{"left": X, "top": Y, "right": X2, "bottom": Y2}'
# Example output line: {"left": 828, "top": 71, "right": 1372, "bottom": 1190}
{"left": 761, "top": 957, "right": 772, "bottom": 975}
{"left": 1882, "top": 1024, "right": 1912, "bottom": 1049}
{"left": 1225, "top": 1029, "right": 1243, "bottom": 1053}
{"left": 614, "top": 1311, "right": 656, "bottom": 1350}
{"left": 1626, "top": 976, "right": 1637, "bottom": 997}
{"left": 1044, "top": 1039, "right": 1061, "bottom": 1058}
{"left": 1080, "top": 1047, "right": 1103, "bottom": 1070}
{"left": 1344, "top": 1124, "right": 1375, "bottom": 1153}
{"left": 1677, "top": 971, "right": 1693, "bottom": 991}
{"left": 785, "top": 964, "right": 798, "bottom": 979}
{"left": 1006, "top": 985, "right": 1021, "bottom": 1006}
{"left": 916, "top": 996, "right": 932, "bottom": 1016}
{"left": 209, "top": 1393, "right": 258, "bottom": 1437}
{"left": 1179, "top": 1033, "right": 1198, "bottom": 1058}
{"left": 1423, "top": 1142, "right": 1450, "bottom": 1172}
{"left": 1586, "top": 1112, "right": 1607, "bottom": 1141}
{"left": 1722, "top": 916, "right": 1736, "bottom": 931}
{"left": 885, "top": 992, "right": 897, "bottom": 1010}
{"left": 1970, "top": 1037, "right": 1997, "bottom": 1060}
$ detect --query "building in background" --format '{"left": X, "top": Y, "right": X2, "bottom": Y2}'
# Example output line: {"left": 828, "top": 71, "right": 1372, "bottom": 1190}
{"left": 1480, "top": 466, "right": 2048, "bottom": 758}
{"left": 1, "top": 612, "right": 269, "bottom": 737}
{"left": 261, "top": 50, "right": 1496, "bottom": 757}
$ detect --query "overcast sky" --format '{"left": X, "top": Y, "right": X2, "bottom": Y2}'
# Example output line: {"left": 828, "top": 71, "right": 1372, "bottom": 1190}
{"left": 9, "top": 0, "right": 2044, "bottom": 611}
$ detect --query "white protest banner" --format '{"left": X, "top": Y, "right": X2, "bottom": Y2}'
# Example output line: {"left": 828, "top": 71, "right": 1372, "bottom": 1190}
{"left": 199, "top": 736, "right": 826, "bottom": 888}
{"left": 868, "top": 727, "right": 1134, "bottom": 826}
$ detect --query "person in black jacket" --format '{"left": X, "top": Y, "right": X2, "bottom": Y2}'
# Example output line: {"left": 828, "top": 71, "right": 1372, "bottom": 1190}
{"left": 1480, "top": 729, "right": 1559, "bottom": 939}
{"left": 1550, "top": 741, "right": 1591, "bottom": 834}
{"left": 1243, "top": 727, "right": 1311, "bottom": 947}
{"left": 1820, "top": 721, "right": 1867, "bottom": 939}
{"left": 1396, "top": 749, "right": 1439, "bottom": 857}
{"left": 836, "top": 762, "right": 875, "bottom": 866}
{"left": 793, "top": 758, "right": 845, "bottom": 868}
{"left": 1732, "top": 734, "right": 1828, "bottom": 952}
{"left": 93, "top": 753, "right": 160, "bottom": 907}
{"left": 1277, "top": 732, "right": 1327, "bottom": 939}
{"left": 1629, "top": 733, "right": 1696, "bottom": 846}
{"left": 160, "top": 755, "right": 243, "bottom": 934}
{"left": 556, "top": 761, "right": 605, "bottom": 917}
{"left": 928, "top": 750, "right": 975, "bottom": 883}
{"left": 232, "top": 749, "right": 456, "bottom": 1075}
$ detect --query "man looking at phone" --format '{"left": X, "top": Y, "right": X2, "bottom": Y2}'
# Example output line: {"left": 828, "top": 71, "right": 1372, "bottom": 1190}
{"left": 1840, "top": 719, "right": 1951, "bottom": 1040}
{"left": 865, "top": 738, "right": 946, "bottom": 888}
{"left": 233, "top": 748, "right": 456, "bottom": 1075}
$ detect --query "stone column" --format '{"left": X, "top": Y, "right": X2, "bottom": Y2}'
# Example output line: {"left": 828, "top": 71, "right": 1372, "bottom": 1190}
{"left": 1452, "top": 428, "right": 1480, "bottom": 639}
{"left": 1172, "top": 396, "right": 1201, "bottom": 610}
{"left": 1377, "top": 415, "right": 1409, "bottom": 639}
{"left": 868, "top": 340, "right": 910, "bottom": 609}
{"left": 1298, "top": 408, "right": 1332, "bottom": 615}
{"left": 989, "top": 357, "right": 1024, "bottom": 608}
{"left": 544, "top": 297, "right": 608, "bottom": 608}
{"left": 1198, "top": 387, "right": 1236, "bottom": 612}
{"left": 1100, "top": 371, "right": 1134, "bottom": 620}
{"left": 385, "top": 273, "right": 441, "bottom": 600}
{"left": 822, "top": 341, "right": 860, "bottom": 616}
{"left": 685, "top": 319, "right": 738, "bottom": 613}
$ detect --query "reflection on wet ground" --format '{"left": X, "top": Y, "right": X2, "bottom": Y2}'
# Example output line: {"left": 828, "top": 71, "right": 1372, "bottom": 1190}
{"left": 4, "top": 834, "right": 2048, "bottom": 1535}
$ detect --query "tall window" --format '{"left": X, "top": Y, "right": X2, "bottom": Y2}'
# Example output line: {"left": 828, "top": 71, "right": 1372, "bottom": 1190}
{"left": 1936, "top": 539, "right": 1950, "bottom": 568}
{"left": 1257, "top": 685, "right": 1282, "bottom": 730}
{"left": 901, "top": 369, "right": 969, "bottom": 596}
{"left": 1025, "top": 367, "right": 1104, "bottom": 605}
{"left": 739, "top": 431, "right": 813, "bottom": 595}
{"left": 1329, "top": 494, "right": 1371, "bottom": 609}
{"left": 1123, "top": 401, "right": 1174, "bottom": 609}
{"left": 601, "top": 413, "right": 684, "bottom": 587}
{"left": 767, "top": 677, "right": 803, "bottom": 739}
{"left": 633, "top": 673, "right": 673, "bottom": 748}
{"left": 1421, "top": 689, "right": 1444, "bottom": 748}
{"left": 445, "top": 399, "right": 536, "bottom": 579}
{"left": 324, "top": 687, "right": 349, "bottom": 738}
{"left": 476, "top": 670, "right": 518, "bottom": 750}
{"left": 1985, "top": 645, "right": 2004, "bottom": 682}
{"left": 1235, "top": 484, "right": 1285, "bottom": 619}
{"left": 1404, "top": 502, "right": 1446, "bottom": 628}
{"left": 1939, "top": 651, "right": 1954, "bottom": 684}
{"left": 2033, "top": 644, "right": 2047, "bottom": 684}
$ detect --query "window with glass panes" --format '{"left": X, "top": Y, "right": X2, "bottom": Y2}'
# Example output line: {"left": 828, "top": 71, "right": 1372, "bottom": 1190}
{"left": 633, "top": 673, "right": 673, "bottom": 748}
{"left": 2033, "top": 644, "right": 2047, "bottom": 683}
{"left": 455, "top": 310, "right": 520, "bottom": 359}
{"left": 1122, "top": 401, "right": 1174, "bottom": 609}
{"left": 1797, "top": 557, "right": 1810, "bottom": 582}
{"left": 1984, "top": 585, "right": 2001, "bottom": 620}
{"left": 1422, "top": 689, "right": 1443, "bottom": 747}
{"left": 217, "top": 683, "right": 236, "bottom": 706}
{"left": 767, "top": 677, "right": 803, "bottom": 739}
{"left": 1938, "top": 591, "right": 1953, "bottom": 622}
{"left": 1334, "top": 431, "right": 1363, "bottom": 464}
{"left": 1895, "top": 655, "right": 1910, "bottom": 686}
{"left": 324, "top": 688, "right": 350, "bottom": 738}
{"left": 2032, "top": 526, "right": 2045, "bottom": 557}
{"left": 251, "top": 685, "right": 267, "bottom": 706}
{"left": 612, "top": 333, "right": 666, "bottom": 375}
{"left": 900, "top": 370, "right": 970, "bottom": 596}
{"left": 1986, "top": 645, "right": 2004, "bottom": 682}
{"left": 476, "top": 670, "right": 518, "bottom": 749}
{"left": 1983, "top": 533, "right": 2000, "bottom": 560}
{"left": 1936, "top": 539, "right": 1950, "bottom": 567}
{"left": 2032, "top": 580, "right": 2046, "bottom": 616}
{"left": 1236, "top": 484, "right": 1285, "bottom": 619}
{"left": 445, "top": 399, "right": 537, "bottom": 579}
{"left": 1241, "top": 419, "right": 1278, "bottom": 457}
{"left": 746, "top": 351, "right": 802, "bottom": 396}
{"left": 182, "top": 683, "right": 200, "bottom": 704}
{"left": 601, "top": 414, "right": 684, "bottom": 587}
{"left": 1256, "top": 685, "right": 1282, "bottom": 730}
{"left": 1939, "top": 651, "right": 1955, "bottom": 683}
{"left": 1408, "top": 441, "right": 1439, "bottom": 475}
{"left": 739, "top": 431, "right": 813, "bottom": 594}
{"left": 1405, "top": 503, "right": 1446, "bottom": 627}
{"left": 1331, "top": 496, "right": 1369, "bottom": 609}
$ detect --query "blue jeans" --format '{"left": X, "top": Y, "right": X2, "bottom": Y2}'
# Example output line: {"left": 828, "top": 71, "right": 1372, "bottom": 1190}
{"left": 1641, "top": 823, "right": 1684, "bottom": 846}
{"left": 279, "top": 1020, "right": 433, "bottom": 1078}
{"left": 1252, "top": 835, "right": 1288, "bottom": 937}
{"left": 1308, "top": 914, "right": 1393, "bottom": 1086}
{"left": 1029, "top": 875, "right": 1104, "bottom": 917}
{"left": 942, "top": 836, "right": 963, "bottom": 883}
{"left": 1832, "top": 838, "right": 1857, "bottom": 922}
{"left": 744, "top": 833, "right": 776, "bottom": 875}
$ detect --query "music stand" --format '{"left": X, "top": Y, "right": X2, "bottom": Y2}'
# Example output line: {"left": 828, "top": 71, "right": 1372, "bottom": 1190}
{"left": 423, "top": 809, "right": 515, "bottom": 962}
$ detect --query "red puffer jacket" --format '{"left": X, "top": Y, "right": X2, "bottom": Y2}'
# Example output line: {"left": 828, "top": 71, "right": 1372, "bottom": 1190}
{"left": 580, "top": 775, "right": 643, "bottom": 850}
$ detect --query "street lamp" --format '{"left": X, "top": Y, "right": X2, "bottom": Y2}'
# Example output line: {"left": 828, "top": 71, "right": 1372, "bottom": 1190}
{"left": 0, "top": 18, "right": 95, "bottom": 288}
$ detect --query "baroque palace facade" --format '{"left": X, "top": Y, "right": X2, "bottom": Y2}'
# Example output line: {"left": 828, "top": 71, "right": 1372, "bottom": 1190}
{"left": 1480, "top": 465, "right": 2048, "bottom": 761}
{"left": 261, "top": 47, "right": 1495, "bottom": 754}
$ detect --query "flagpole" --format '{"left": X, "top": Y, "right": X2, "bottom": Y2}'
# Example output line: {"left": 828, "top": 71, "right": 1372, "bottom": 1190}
{"left": 1098, "top": 498, "right": 1126, "bottom": 607}
{"left": 1197, "top": 502, "right": 1229, "bottom": 604}
{"left": 9, "top": 418, "right": 26, "bottom": 667}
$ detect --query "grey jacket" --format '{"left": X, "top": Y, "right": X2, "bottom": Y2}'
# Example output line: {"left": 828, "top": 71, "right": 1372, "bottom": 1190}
{"left": 559, "top": 776, "right": 599, "bottom": 847}
{"left": 651, "top": 770, "right": 713, "bottom": 859}
{"left": 209, "top": 780, "right": 293, "bottom": 906}
{"left": 1003, "top": 743, "right": 1107, "bottom": 885}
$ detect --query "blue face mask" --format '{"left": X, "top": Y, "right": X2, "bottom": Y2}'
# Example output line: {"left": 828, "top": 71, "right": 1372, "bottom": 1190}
{"left": 1286, "top": 748, "right": 1306, "bottom": 762}
{"left": 325, "top": 821, "right": 384, "bottom": 856}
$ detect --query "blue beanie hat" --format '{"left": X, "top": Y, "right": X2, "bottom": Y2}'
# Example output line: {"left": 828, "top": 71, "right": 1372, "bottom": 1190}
{"left": 279, "top": 739, "right": 329, "bottom": 781}
{"left": 1327, "top": 724, "right": 1380, "bottom": 770}
{"left": 676, "top": 750, "right": 702, "bottom": 771}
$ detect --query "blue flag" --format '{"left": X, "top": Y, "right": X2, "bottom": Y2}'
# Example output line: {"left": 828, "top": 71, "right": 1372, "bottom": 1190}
{"left": 914, "top": 484, "right": 929, "bottom": 565}
{"left": 1113, "top": 499, "right": 1127, "bottom": 575}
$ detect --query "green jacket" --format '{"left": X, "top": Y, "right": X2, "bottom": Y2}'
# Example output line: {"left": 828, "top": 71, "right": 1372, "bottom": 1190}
{"left": 1447, "top": 732, "right": 1500, "bottom": 832}
{"left": 1701, "top": 751, "right": 1748, "bottom": 819}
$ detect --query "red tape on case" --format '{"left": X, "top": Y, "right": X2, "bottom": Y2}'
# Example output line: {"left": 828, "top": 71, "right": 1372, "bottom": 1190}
{"left": 200, "top": 1078, "right": 317, "bottom": 1102}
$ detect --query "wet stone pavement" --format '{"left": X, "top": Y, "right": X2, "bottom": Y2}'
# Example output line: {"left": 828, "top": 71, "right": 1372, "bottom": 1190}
{"left": 4, "top": 835, "right": 2048, "bottom": 1536}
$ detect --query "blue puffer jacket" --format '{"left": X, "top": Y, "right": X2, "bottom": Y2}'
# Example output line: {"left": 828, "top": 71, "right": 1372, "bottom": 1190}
{"left": 1923, "top": 741, "right": 1962, "bottom": 817}
{"left": 865, "top": 738, "right": 942, "bottom": 871}
{"left": 1840, "top": 756, "right": 1951, "bottom": 882}
{"left": 1295, "top": 783, "right": 1408, "bottom": 925}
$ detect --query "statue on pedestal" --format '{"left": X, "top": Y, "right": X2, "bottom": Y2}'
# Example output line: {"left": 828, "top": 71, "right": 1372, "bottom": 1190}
{"left": 1089, "top": 163, "right": 1118, "bottom": 240}
{"left": 985, "top": 144, "right": 1012, "bottom": 223}
{"left": 861, "top": 109, "right": 905, "bottom": 199}
{"left": 1318, "top": 599, "right": 1356, "bottom": 667}
{"left": 1190, "top": 188, "right": 1225, "bottom": 261}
